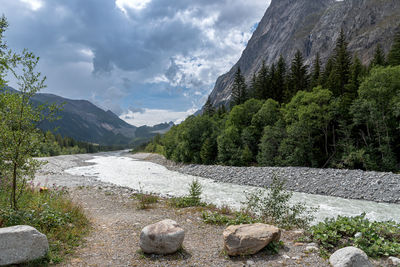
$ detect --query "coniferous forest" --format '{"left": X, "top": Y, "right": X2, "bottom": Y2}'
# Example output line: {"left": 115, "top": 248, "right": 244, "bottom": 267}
{"left": 144, "top": 30, "right": 400, "bottom": 172}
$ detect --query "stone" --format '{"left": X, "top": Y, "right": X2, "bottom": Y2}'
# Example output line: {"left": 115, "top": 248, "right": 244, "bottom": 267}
{"left": 329, "top": 246, "right": 372, "bottom": 267}
{"left": 139, "top": 219, "right": 185, "bottom": 255}
{"left": 223, "top": 223, "right": 281, "bottom": 256}
{"left": 305, "top": 245, "right": 319, "bottom": 252}
{"left": 0, "top": 225, "right": 49, "bottom": 266}
{"left": 388, "top": 256, "right": 400, "bottom": 266}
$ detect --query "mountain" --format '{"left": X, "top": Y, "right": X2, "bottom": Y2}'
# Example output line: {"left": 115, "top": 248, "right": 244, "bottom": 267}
{"left": 3, "top": 87, "right": 173, "bottom": 146}
{"left": 208, "top": 0, "right": 400, "bottom": 107}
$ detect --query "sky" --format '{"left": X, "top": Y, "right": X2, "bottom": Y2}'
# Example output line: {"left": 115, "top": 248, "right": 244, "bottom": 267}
{"left": 1, "top": 0, "right": 270, "bottom": 126}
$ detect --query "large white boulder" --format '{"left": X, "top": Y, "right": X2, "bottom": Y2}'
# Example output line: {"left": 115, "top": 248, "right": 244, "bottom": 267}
{"left": 223, "top": 223, "right": 281, "bottom": 256}
{"left": 139, "top": 219, "right": 185, "bottom": 254}
{"left": 329, "top": 246, "right": 372, "bottom": 267}
{"left": 0, "top": 225, "right": 49, "bottom": 266}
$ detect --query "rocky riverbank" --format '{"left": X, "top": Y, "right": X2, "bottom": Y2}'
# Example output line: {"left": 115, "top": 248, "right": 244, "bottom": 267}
{"left": 132, "top": 153, "right": 400, "bottom": 204}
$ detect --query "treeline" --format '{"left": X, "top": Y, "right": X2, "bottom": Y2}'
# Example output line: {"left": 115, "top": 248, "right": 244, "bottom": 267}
{"left": 144, "top": 29, "right": 400, "bottom": 172}
{"left": 37, "top": 131, "right": 125, "bottom": 156}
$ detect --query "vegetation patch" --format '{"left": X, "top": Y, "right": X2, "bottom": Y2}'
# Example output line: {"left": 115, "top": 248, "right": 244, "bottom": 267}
{"left": 169, "top": 179, "right": 207, "bottom": 208}
{"left": 309, "top": 213, "right": 400, "bottom": 258}
{"left": 0, "top": 186, "right": 90, "bottom": 265}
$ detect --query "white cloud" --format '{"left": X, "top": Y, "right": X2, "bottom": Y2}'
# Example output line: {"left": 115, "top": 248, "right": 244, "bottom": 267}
{"left": 115, "top": 0, "right": 151, "bottom": 13}
{"left": 120, "top": 108, "right": 196, "bottom": 126}
{"left": 20, "top": 0, "right": 44, "bottom": 11}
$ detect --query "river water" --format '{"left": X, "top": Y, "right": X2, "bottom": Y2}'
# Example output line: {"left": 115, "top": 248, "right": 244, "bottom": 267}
{"left": 65, "top": 153, "right": 400, "bottom": 223}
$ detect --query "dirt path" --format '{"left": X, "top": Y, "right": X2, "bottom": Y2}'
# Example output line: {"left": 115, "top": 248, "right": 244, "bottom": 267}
{"left": 57, "top": 186, "right": 329, "bottom": 267}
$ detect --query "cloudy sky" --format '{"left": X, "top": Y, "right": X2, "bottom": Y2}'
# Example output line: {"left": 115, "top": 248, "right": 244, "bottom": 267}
{"left": 2, "top": 0, "right": 270, "bottom": 126}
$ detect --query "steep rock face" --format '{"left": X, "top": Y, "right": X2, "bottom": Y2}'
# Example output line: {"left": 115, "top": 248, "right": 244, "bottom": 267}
{"left": 209, "top": 0, "right": 400, "bottom": 107}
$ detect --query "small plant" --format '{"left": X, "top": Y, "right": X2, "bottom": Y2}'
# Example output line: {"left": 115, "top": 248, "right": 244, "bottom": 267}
{"left": 243, "top": 174, "right": 318, "bottom": 229}
{"left": 202, "top": 211, "right": 259, "bottom": 226}
{"left": 135, "top": 183, "right": 158, "bottom": 210}
{"left": 169, "top": 179, "right": 206, "bottom": 208}
{"left": 309, "top": 213, "right": 400, "bottom": 258}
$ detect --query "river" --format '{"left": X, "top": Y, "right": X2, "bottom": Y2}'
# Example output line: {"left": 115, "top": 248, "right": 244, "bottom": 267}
{"left": 65, "top": 152, "right": 400, "bottom": 224}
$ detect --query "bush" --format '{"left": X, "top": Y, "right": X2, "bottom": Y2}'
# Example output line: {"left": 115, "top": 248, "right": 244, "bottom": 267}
{"left": 0, "top": 186, "right": 89, "bottom": 265}
{"left": 243, "top": 174, "right": 317, "bottom": 229}
{"left": 310, "top": 213, "right": 400, "bottom": 258}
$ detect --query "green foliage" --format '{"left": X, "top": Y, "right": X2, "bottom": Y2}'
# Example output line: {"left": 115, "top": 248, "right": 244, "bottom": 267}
{"left": 231, "top": 67, "right": 248, "bottom": 106}
{"left": 371, "top": 44, "right": 386, "bottom": 67}
{"left": 201, "top": 211, "right": 259, "bottom": 226}
{"left": 243, "top": 174, "right": 317, "bottom": 229}
{"left": 169, "top": 179, "right": 206, "bottom": 208}
{"left": 155, "top": 29, "right": 400, "bottom": 172}
{"left": 134, "top": 183, "right": 159, "bottom": 210}
{"left": 286, "top": 50, "right": 309, "bottom": 100}
{"left": 388, "top": 29, "right": 400, "bottom": 66}
{"left": 350, "top": 66, "right": 400, "bottom": 171}
{"left": 0, "top": 186, "right": 89, "bottom": 264}
{"left": 310, "top": 213, "right": 400, "bottom": 258}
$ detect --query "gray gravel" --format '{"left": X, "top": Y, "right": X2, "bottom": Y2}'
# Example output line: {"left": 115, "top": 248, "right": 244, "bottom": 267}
{"left": 175, "top": 164, "right": 400, "bottom": 204}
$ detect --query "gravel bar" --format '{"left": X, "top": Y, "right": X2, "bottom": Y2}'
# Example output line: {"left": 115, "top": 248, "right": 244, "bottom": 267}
{"left": 133, "top": 153, "right": 400, "bottom": 204}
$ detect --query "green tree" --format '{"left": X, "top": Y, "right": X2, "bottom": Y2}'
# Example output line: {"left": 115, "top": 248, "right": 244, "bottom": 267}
{"left": 254, "top": 61, "right": 269, "bottom": 100}
{"left": 371, "top": 44, "right": 386, "bottom": 67}
{"left": 279, "top": 87, "right": 337, "bottom": 167}
{"left": 231, "top": 67, "right": 247, "bottom": 106}
{"left": 387, "top": 29, "right": 400, "bottom": 66}
{"left": 286, "top": 50, "right": 309, "bottom": 100}
{"left": 272, "top": 56, "right": 286, "bottom": 102}
{"left": 350, "top": 66, "right": 400, "bottom": 171}
{"left": 0, "top": 46, "right": 58, "bottom": 209}
{"left": 328, "top": 29, "right": 352, "bottom": 96}
{"left": 203, "top": 96, "right": 215, "bottom": 116}
{"left": 310, "top": 53, "right": 321, "bottom": 89}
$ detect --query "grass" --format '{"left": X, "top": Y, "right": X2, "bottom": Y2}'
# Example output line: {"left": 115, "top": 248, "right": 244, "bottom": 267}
{"left": 134, "top": 193, "right": 159, "bottom": 210}
{"left": 0, "top": 186, "right": 90, "bottom": 265}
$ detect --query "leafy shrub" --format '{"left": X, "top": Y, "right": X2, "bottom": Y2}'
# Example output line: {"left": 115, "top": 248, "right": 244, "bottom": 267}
{"left": 243, "top": 174, "right": 318, "bottom": 229}
{"left": 310, "top": 213, "right": 400, "bottom": 258}
{"left": 0, "top": 186, "right": 89, "bottom": 265}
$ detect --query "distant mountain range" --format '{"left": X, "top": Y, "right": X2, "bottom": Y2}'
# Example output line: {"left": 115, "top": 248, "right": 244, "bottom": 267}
{"left": 208, "top": 0, "right": 400, "bottom": 107}
{"left": 3, "top": 87, "right": 173, "bottom": 146}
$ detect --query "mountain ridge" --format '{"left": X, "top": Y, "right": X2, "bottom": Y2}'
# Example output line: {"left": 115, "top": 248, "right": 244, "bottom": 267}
{"left": 208, "top": 0, "right": 400, "bottom": 107}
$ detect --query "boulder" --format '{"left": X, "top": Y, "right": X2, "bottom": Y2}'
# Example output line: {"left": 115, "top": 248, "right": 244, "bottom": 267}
{"left": 139, "top": 219, "right": 185, "bottom": 254}
{"left": 223, "top": 223, "right": 281, "bottom": 256}
{"left": 0, "top": 225, "right": 49, "bottom": 266}
{"left": 329, "top": 246, "right": 372, "bottom": 267}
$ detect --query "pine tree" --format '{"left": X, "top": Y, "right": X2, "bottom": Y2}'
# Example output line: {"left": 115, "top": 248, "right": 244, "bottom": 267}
{"left": 321, "top": 56, "right": 334, "bottom": 88}
{"left": 329, "top": 29, "right": 352, "bottom": 96}
{"left": 203, "top": 96, "right": 215, "bottom": 116}
{"left": 255, "top": 61, "right": 269, "bottom": 100}
{"left": 310, "top": 53, "right": 321, "bottom": 89}
{"left": 272, "top": 55, "right": 286, "bottom": 103}
{"left": 345, "top": 54, "right": 365, "bottom": 102}
{"left": 371, "top": 44, "right": 386, "bottom": 67}
{"left": 388, "top": 29, "right": 400, "bottom": 66}
{"left": 287, "top": 50, "right": 309, "bottom": 100}
{"left": 231, "top": 67, "right": 247, "bottom": 106}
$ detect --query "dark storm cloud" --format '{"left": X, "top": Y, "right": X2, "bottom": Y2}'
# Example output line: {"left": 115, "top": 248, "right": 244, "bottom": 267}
{"left": 1, "top": 0, "right": 268, "bottom": 123}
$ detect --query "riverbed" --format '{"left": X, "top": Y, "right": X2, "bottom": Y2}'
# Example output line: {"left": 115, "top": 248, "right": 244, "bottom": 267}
{"left": 62, "top": 152, "right": 400, "bottom": 223}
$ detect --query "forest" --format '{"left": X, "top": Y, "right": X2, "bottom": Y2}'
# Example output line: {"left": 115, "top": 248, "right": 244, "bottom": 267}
{"left": 143, "top": 29, "right": 400, "bottom": 172}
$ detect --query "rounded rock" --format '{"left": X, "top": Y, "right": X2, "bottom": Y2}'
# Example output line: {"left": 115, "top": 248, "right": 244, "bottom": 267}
{"left": 139, "top": 219, "right": 185, "bottom": 255}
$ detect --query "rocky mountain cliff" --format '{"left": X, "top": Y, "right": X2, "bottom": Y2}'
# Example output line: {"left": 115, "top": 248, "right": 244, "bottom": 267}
{"left": 208, "top": 0, "right": 400, "bottom": 107}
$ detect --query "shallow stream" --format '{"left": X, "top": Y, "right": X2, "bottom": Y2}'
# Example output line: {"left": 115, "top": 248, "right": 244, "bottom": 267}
{"left": 65, "top": 153, "right": 400, "bottom": 223}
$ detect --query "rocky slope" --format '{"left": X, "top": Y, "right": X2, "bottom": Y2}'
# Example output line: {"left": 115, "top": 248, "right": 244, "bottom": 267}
{"left": 208, "top": 0, "right": 400, "bottom": 107}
